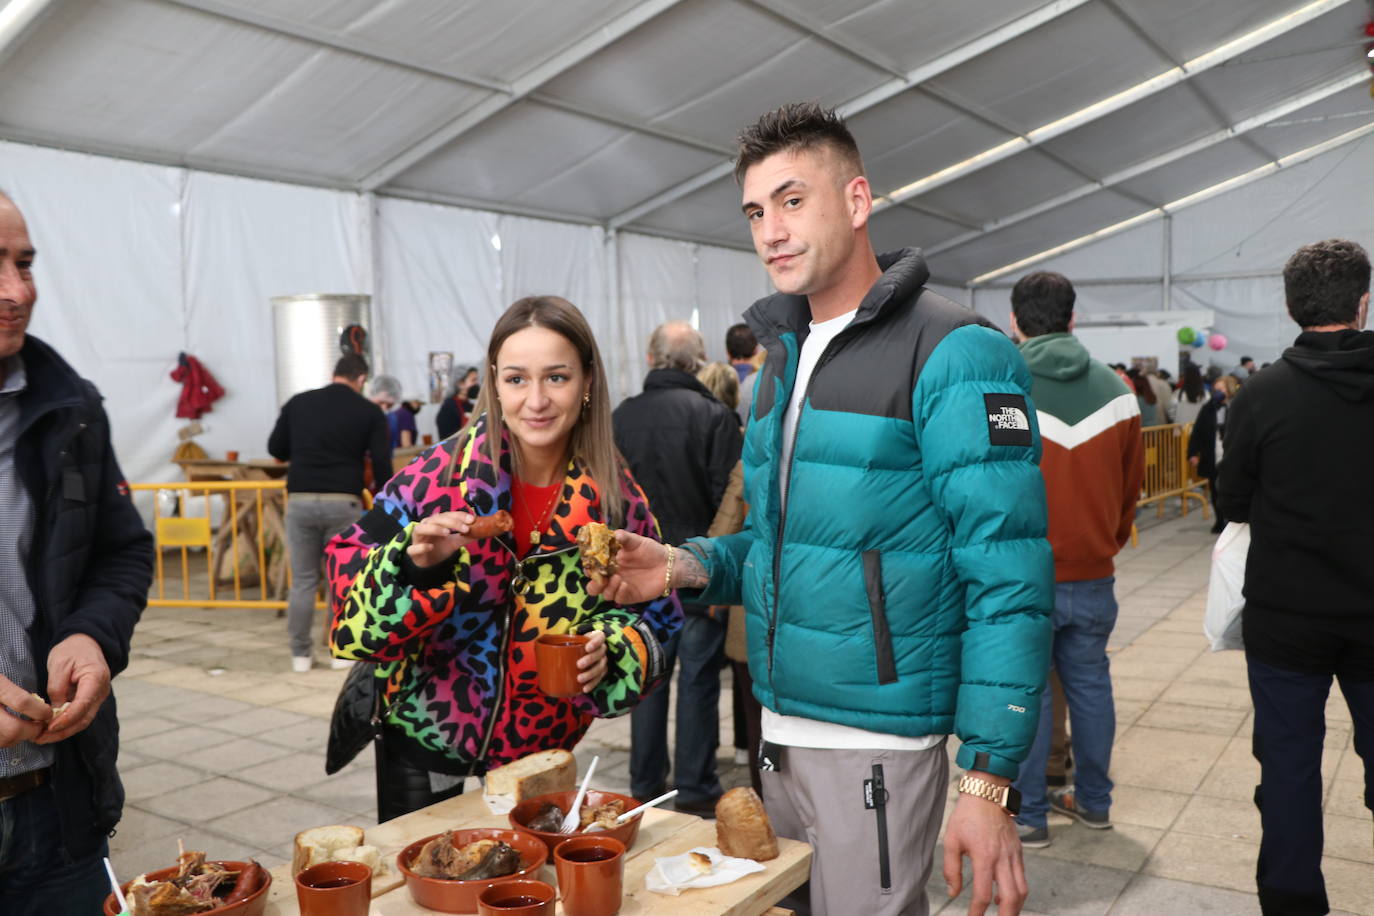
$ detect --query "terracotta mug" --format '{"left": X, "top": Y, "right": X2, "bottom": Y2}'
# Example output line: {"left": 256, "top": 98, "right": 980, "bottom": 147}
{"left": 477, "top": 879, "right": 556, "bottom": 915}
{"left": 294, "top": 861, "right": 371, "bottom": 916}
{"left": 554, "top": 835, "right": 625, "bottom": 916}
{"left": 535, "top": 633, "right": 589, "bottom": 697}
{"left": 225, "top": 450, "right": 240, "bottom": 462}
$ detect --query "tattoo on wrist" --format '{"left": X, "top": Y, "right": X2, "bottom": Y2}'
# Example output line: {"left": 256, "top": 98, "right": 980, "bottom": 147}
{"left": 671, "top": 547, "right": 709, "bottom": 589}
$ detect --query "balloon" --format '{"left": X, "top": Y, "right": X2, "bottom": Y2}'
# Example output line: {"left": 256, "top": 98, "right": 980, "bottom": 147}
{"left": 1193, "top": 330, "right": 1207, "bottom": 348}
{"left": 1177, "top": 327, "right": 1195, "bottom": 344}
{"left": 1209, "top": 333, "right": 1228, "bottom": 351}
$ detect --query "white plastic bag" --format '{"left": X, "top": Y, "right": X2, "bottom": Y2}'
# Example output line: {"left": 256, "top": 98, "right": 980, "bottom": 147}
{"left": 1204, "top": 522, "right": 1249, "bottom": 651}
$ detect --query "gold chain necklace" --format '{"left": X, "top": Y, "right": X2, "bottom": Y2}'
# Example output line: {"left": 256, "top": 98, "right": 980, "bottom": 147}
{"left": 517, "top": 477, "right": 561, "bottom": 546}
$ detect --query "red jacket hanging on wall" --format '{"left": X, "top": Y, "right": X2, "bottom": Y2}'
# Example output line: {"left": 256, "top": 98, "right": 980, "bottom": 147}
{"left": 171, "top": 353, "right": 225, "bottom": 419}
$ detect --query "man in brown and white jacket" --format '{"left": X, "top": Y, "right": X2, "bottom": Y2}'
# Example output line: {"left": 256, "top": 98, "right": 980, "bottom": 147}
{"left": 1008, "top": 271, "right": 1144, "bottom": 847}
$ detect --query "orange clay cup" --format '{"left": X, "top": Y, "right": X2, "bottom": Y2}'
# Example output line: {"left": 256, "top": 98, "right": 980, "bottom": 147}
{"left": 535, "top": 633, "right": 590, "bottom": 697}
{"left": 477, "top": 879, "right": 556, "bottom": 915}
{"left": 554, "top": 835, "right": 625, "bottom": 916}
{"left": 294, "top": 861, "right": 371, "bottom": 916}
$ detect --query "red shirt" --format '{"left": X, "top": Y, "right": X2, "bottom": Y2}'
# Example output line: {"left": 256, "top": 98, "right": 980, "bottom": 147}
{"left": 510, "top": 477, "right": 560, "bottom": 556}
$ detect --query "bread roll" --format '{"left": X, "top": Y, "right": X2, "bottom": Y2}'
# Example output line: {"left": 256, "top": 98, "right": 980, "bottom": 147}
{"left": 484, "top": 749, "right": 577, "bottom": 802}
{"left": 715, "top": 787, "right": 778, "bottom": 861}
{"left": 292, "top": 825, "right": 364, "bottom": 875}
{"left": 330, "top": 844, "right": 382, "bottom": 875}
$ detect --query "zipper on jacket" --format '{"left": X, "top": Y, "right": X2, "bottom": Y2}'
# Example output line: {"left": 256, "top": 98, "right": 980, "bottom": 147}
{"left": 473, "top": 606, "right": 513, "bottom": 767}
{"left": 768, "top": 341, "right": 844, "bottom": 686}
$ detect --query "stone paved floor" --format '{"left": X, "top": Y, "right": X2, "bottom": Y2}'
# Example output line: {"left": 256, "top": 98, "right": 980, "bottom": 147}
{"left": 107, "top": 507, "right": 1372, "bottom": 914}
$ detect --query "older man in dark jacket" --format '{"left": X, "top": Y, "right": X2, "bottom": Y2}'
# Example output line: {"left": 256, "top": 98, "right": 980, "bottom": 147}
{"left": 614, "top": 321, "right": 742, "bottom": 814}
{"left": 0, "top": 190, "right": 153, "bottom": 916}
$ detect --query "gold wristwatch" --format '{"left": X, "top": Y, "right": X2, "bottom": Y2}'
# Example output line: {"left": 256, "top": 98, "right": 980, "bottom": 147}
{"left": 957, "top": 774, "right": 1021, "bottom": 815}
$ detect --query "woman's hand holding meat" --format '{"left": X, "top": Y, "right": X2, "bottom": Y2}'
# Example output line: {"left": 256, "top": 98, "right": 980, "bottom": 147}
{"left": 407, "top": 511, "right": 479, "bottom": 568}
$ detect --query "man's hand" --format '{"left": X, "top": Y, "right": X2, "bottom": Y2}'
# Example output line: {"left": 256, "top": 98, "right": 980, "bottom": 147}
{"left": 0, "top": 673, "right": 49, "bottom": 748}
{"left": 943, "top": 777, "right": 1028, "bottom": 916}
{"left": 36, "top": 634, "right": 110, "bottom": 745}
{"left": 585, "top": 531, "right": 669, "bottom": 604}
{"left": 576, "top": 630, "right": 609, "bottom": 693}
{"left": 407, "top": 511, "right": 477, "bottom": 569}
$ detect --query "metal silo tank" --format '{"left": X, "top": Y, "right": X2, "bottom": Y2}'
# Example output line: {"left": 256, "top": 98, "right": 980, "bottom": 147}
{"left": 271, "top": 293, "right": 373, "bottom": 406}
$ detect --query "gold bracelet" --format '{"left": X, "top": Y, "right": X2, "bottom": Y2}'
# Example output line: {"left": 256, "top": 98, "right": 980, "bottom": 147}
{"left": 662, "top": 544, "right": 676, "bottom": 598}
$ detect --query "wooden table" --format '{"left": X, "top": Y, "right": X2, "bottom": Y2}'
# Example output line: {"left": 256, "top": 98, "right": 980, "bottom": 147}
{"left": 261, "top": 792, "right": 810, "bottom": 915}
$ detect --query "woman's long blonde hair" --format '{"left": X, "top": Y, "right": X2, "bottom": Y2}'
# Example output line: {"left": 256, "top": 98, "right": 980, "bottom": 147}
{"left": 448, "top": 296, "right": 626, "bottom": 526}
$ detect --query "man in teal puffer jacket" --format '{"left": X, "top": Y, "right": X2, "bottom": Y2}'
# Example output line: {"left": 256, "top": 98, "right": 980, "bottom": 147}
{"left": 591, "top": 103, "right": 1053, "bottom": 916}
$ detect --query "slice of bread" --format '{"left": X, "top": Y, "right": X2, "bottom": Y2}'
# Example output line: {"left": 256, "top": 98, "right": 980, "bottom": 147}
{"left": 483, "top": 749, "right": 577, "bottom": 802}
{"left": 292, "top": 825, "right": 364, "bottom": 875}
{"left": 329, "top": 844, "right": 382, "bottom": 875}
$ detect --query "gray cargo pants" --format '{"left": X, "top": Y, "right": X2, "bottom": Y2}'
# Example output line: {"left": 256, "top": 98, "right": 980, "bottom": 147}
{"left": 761, "top": 741, "right": 949, "bottom": 916}
{"left": 285, "top": 493, "right": 362, "bottom": 659}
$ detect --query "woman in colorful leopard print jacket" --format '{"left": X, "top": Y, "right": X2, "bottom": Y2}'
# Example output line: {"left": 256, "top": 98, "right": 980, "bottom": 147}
{"left": 326, "top": 296, "right": 682, "bottom": 821}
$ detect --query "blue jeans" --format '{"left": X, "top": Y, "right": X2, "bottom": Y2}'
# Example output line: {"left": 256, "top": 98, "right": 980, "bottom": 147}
{"left": 0, "top": 781, "right": 110, "bottom": 915}
{"left": 630, "top": 610, "right": 726, "bottom": 804}
{"left": 1013, "top": 577, "right": 1118, "bottom": 829}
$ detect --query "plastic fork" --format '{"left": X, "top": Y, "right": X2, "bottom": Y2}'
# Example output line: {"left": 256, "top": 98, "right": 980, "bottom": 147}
{"left": 584, "top": 789, "right": 679, "bottom": 832}
{"left": 559, "top": 755, "right": 599, "bottom": 833}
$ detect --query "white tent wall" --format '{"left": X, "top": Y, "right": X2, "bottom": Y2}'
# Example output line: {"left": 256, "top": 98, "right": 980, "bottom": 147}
{"left": 614, "top": 232, "right": 770, "bottom": 399}
{"left": 373, "top": 196, "right": 502, "bottom": 445}
{"left": 692, "top": 243, "right": 773, "bottom": 366}
{"left": 0, "top": 141, "right": 189, "bottom": 491}
{"left": 183, "top": 170, "right": 364, "bottom": 459}
{"left": 965, "top": 137, "right": 1374, "bottom": 367}
{"left": 616, "top": 232, "right": 697, "bottom": 400}
{"left": 0, "top": 139, "right": 768, "bottom": 486}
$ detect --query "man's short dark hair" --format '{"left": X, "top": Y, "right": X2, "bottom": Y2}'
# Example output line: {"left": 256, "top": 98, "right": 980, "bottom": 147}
{"left": 1240, "top": 356, "right": 1254, "bottom": 366}
{"left": 725, "top": 323, "right": 757, "bottom": 361}
{"left": 1284, "top": 239, "right": 1371, "bottom": 328}
{"left": 1010, "top": 271, "right": 1076, "bottom": 337}
{"left": 333, "top": 353, "right": 369, "bottom": 381}
{"left": 734, "top": 102, "right": 864, "bottom": 185}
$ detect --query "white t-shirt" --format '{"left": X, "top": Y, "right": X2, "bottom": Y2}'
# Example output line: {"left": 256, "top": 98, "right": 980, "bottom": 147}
{"left": 762, "top": 309, "right": 945, "bottom": 752}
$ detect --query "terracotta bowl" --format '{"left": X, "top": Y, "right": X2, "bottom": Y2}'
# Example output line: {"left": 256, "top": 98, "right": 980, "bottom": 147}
{"left": 508, "top": 789, "right": 643, "bottom": 859}
{"left": 102, "top": 861, "right": 271, "bottom": 916}
{"left": 397, "top": 827, "right": 548, "bottom": 914}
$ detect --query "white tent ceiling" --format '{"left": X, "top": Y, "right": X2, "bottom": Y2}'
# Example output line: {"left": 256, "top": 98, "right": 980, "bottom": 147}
{"left": 2, "top": 0, "right": 1371, "bottom": 286}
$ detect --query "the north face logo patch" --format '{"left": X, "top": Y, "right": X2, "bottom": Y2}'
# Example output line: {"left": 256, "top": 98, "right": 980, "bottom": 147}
{"left": 988, "top": 406, "right": 1029, "bottom": 430}
{"left": 984, "top": 393, "right": 1033, "bottom": 446}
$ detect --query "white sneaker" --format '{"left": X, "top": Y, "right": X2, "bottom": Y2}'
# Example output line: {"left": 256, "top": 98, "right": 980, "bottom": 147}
{"left": 291, "top": 656, "right": 312, "bottom": 673}
{"left": 329, "top": 657, "right": 354, "bottom": 670}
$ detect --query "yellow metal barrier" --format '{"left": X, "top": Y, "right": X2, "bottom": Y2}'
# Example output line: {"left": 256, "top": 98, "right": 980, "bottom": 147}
{"left": 133, "top": 480, "right": 323, "bottom": 610}
{"left": 1137, "top": 422, "right": 1210, "bottom": 519}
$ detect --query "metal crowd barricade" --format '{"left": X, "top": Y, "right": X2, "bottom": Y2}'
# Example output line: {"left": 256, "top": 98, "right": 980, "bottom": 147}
{"left": 1137, "top": 422, "right": 1210, "bottom": 519}
{"left": 134, "top": 479, "right": 309, "bottom": 609}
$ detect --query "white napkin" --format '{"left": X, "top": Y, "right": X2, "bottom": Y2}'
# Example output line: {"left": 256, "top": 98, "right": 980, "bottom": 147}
{"left": 644, "top": 847, "right": 766, "bottom": 896}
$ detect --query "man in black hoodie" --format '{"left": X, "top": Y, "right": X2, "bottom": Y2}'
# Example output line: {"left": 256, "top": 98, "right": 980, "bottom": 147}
{"left": 1218, "top": 238, "right": 1373, "bottom": 916}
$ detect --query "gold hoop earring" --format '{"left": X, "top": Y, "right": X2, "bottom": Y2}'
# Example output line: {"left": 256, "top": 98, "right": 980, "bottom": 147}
{"left": 582, "top": 392, "right": 591, "bottom": 409}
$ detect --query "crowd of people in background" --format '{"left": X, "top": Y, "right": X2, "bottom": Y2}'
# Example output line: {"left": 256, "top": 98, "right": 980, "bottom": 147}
{"left": 3, "top": 100, "right": 1371, "bottom": 916}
